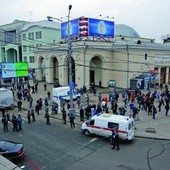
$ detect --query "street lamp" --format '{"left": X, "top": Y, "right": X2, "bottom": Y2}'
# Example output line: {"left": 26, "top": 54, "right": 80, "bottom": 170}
{"left": 47, "top": 16, "right": 63, "bottom": 23}
{"left": 67, "top": 4, "right": 75, "bottom": 117}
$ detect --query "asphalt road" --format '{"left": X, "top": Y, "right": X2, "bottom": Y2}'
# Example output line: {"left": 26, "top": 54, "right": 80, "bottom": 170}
{"left": 1, "top": 114, "right": 170, "bottom": 170}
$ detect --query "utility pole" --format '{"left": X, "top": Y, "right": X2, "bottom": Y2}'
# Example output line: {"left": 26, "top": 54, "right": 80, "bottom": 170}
{"left": 67, "top": 5, "right": 75, "bottom": 117}
{"left": 126, "top": 44, "right": 129, "bottom": 88}
{"left": 83, "top": 43, "right": 88, "bottom": 86}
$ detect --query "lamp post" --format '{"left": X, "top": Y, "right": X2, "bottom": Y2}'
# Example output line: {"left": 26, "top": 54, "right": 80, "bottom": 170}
{"left": 47, "top": 16, "right": 63, "bottom": 23}
{"left": 67, "top": 4, "right": 75, "bottom": 117}
{"left": 126, "top": 44, "right": 129, "bottom": 88}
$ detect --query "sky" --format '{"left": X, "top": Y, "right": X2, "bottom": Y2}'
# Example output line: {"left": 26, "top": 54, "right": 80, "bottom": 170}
{"left": 0, "top": 0, "right": 170, "bottom": 43}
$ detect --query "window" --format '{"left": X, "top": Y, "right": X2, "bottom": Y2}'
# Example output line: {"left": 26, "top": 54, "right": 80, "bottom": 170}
{"left": 23, "top": 56, "right": 27, "bottom": 62}
{"left": 29, "top": 44, "right": 34, "bottom": 52}
{"left": 89, "top": 119, "right": 95, "bottom": 125}
{"left": 128, "top": 122, "right": 134, "bottom": 130}
{"left": 28, "top": 32, "right": 34, "bottom": 40}
{"left": 108, "top": 122, "right": 119, "bottom": 129}
{"left": 29, "top": 56, "right": 35, "bottom": 63}
{"left": 36, "top": 31, "right": 42, "bottom": 39}
{"left": 23, "top": 45, "right": 27, "bottom": 52}
{"left": 22, "top": 33, "right": 26, "bottom": 41}
{"left": 144, "top": 54, "right": 148, "bottom": 60}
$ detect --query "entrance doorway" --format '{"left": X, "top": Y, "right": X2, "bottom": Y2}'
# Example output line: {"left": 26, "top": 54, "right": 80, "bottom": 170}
{"left": 90, "top": 70, "right": 95, "bottom": 84}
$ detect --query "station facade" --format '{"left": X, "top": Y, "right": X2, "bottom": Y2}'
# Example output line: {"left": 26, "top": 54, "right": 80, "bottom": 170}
{"left": 34, "top": 39, "right": 170, "bottom": 89}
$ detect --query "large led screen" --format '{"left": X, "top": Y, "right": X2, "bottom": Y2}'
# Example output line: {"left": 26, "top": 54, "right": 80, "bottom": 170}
{"left": 1, "top": 62, "right": 28, "bottom": 78}
{"left": 88, "top": 18, "right": 114, "bottom": 38}
{"left": 61, "top": 18, "right": 79, "bottom": 39}
{"left": 16, "top": 62, "right": 28, "bottom": 77}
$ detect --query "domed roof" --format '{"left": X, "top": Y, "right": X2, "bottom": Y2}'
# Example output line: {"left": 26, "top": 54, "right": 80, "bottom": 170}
{"left": 115, "top": 24, "right": 140, "bottom": 38}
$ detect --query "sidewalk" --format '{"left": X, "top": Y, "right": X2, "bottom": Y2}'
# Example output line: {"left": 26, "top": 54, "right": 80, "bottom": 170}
{"left": 8, "top": 82, "right": 170, "bottom": 141}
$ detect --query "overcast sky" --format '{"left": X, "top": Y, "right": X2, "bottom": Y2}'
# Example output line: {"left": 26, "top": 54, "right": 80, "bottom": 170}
{"left": 1, "top": 0, "right": 170, "bottom": 42}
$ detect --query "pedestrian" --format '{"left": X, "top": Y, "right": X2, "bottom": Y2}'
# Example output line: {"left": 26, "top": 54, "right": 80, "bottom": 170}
{"left": 62, "top": 107, "right": 67, "bottom": 124}
{"left": 99, "top": 80, "right": 102, "bottom": 88}
{"left": 165, "top": 104, "right": 169, "bottom": 116}
{"left": 27, "top": 110, "right": 31, "bottom": 124}
{"left": 45, "top": 104, "right": 49, "bottom": 117}
{"left": 77, "top": 97, "right": 80, "bottom": 109}
{"left": 45, "top": 112, "right": 51, "bottom": 125}
{"left": 111, "top": 128, "right": 120, "bottom": 150}
{"left": 44, "top": 83, "right": 47, "bottom": 91}
{"left": 80, "top": 106, "right": 84, "bottom": 121}
{"left": 2, "top": 115, "right": 8, "bottom": 132}
{"left": 17, "top": 114, "right": 23, "bottom": 130}
{"left": 29, "top": 97, "right": 33, "bottom": 108}
{"left": 152, "top": 105, "right": 157, "bottom": 119}
{"left": 69, "top": 113, "right": 75, "bottom": 128}
{"left": 17, "top": 100, "right": 22, "bottom": 111}
{"left": 12, "top": 115, "right": 18, "bottom": 132}
{"left": 98, "top": 93, "right": 102, "bottom": 105}
{"left": 31, "top": 109, "right": 36, "bottom": 121}
{"left": 35, "top": 102, "right": 40, "bottom": 116}
{"left": 47, "top": 91, "right": 51, "bottom": 100}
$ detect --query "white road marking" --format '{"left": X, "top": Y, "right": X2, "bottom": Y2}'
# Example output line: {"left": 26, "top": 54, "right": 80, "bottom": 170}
{"left": 90, "top": 137, "right": 98, "bottom": 143}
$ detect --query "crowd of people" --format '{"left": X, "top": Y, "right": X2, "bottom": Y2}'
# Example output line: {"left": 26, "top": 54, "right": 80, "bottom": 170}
{"left": 1, "top": 82, "right": 170, "bottom": 137}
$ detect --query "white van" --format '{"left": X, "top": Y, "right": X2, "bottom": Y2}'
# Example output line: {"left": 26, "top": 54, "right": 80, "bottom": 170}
{"left": 0, "top": 88, "right": 14, "bottom": 108}
{"left": 81, "top": 113, "right": 135, "bottom": 141}
{"left": 52, "top": 86, "right": 80, "bottom": 101}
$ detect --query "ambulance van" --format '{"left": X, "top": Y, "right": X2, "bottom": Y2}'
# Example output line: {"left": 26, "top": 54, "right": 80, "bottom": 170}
{"left": 81, "top": 113, "right": 135, "bottom": 141}
{"left": 0, "top": 88, "right": 14, "bottom": 109}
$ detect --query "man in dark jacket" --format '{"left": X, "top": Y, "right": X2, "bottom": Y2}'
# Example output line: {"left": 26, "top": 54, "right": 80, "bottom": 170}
{"left": 111, "top": 128, "right": 120, "bottom": 150}
{"left": 2, "top": 115, "right": 8, "bottom": 132}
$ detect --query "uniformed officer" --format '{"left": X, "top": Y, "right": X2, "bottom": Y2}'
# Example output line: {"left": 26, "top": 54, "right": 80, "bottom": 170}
{"left": 111, "top": 128, "right": 120, "bottom": 150}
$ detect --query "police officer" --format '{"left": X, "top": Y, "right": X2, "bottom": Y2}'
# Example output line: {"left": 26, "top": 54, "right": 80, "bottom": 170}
{"left": 2, "top": 115, "right": 8, "bottom": 132}
{"left": 111, "top": 128, "right": 120, "bottom": 150}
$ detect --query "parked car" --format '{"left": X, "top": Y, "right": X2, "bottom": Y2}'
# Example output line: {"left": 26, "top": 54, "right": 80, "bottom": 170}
{"left": 0, "top": 140, "right": 25, "bottom": 159}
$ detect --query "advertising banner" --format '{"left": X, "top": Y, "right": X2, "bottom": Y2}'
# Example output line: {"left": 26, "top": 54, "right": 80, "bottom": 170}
{"left": 1, "top": 62, "right": 28, "bottom": 79}
{"left": 2, "top": 63, "right": 16, "bottom": 78}
{"left": 88, "top": 18, "right": 114, "bottom": 38}
{"left": 61, "top": 18, "right": 79, "bottom": 39}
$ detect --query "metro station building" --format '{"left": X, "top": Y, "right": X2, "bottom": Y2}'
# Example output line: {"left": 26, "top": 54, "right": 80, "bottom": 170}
{"left": 34, "top": 18, "right": 170, "bottom": 89}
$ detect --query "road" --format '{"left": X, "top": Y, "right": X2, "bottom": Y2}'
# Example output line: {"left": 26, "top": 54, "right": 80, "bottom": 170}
{"left": 1, "top": 113, "right": 170, "bottom": 170}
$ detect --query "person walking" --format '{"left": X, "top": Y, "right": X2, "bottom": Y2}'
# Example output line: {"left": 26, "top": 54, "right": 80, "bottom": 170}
{"left": 152, "top": 104, "right": 157, "bottom": 119}
{"left": 79, "top": 106, "right": 85, "bottom": 121}
{"left": 62, "top": 107, "right": 67, "bottom": 124}
{"left": 27, "top": 110, "right": 31, "bottom": 124}
{"left": 45, "top": 112, "right": 51, "bottom": 125}
{"left": 47, "top": 91, "right": 51, "bottom": 100}
{"left": 31, "top": 109, "right": 36, "bottom": 122}
{"left": 111, "top": 128, "right": 120, "bottom": 150}
{"left": 35, "top": 102, "right": 40, "bottom": 116}
{"left": 69, "top": 113, "right": 75, "bottom": 128}
{"left": 44, "top": 83, "right": 47, "bottom": 91}
{"left": 17, "top": 100, "right": 22, "bottom": 111}
{"left": 165, "top": 104, "right": 169, "bottom": 116}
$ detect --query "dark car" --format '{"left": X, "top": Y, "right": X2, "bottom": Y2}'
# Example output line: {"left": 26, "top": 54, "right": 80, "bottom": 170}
{"left": 0, "top": 140, "right": 25, "bottom": 159}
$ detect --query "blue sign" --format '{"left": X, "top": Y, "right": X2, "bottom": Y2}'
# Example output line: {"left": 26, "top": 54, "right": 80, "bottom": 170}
{"left": 61, "top": 19, "right": 79, "bottom": 39}
{"left": 2, "top": 62, "right": 16, "bottom": 78}
{"left": 88, "top": 18, "right": 114, "bottom": 38}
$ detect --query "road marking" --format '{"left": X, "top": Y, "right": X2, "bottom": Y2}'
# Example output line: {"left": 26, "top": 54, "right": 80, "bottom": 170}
{"left": 90, "top": 137, "right": 98, "bottom": 143}
{"left": 23, "top": 156, "right": 40, "bottom": 170}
